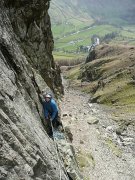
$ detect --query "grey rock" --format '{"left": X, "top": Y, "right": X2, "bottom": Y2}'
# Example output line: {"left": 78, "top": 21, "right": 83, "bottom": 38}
{"left": 56, "top": 140, "right": 83, "bottom": 180}
{"left": 65, "top": 126, "right": 73, "bottom": 142}
{"left": 87, "top": 116, "right": 99, "bottom": 125}
{"left": 0, "top": 1, "right": 67, "bottom": 179}
{"left": 106, "top": 126, "right": 114, "bottom": 133}
{"left": 69, "top": 113, "right": 72, "bottom": 117}
{"left": 63, "top": 113, "right": 68, "bottom": 117}
{"left": 112, "top": 132, "right": 118, "bottom": 140}
{"left": 80, "top": 140, "right": 84, "bottom": 144}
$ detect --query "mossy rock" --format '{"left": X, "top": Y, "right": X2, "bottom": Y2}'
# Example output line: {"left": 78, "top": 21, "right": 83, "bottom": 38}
{"left": 76, "top": 150, "right": 95, "bottom": 171}
{"left": 105, "top": 138, "right": 122, "bottom": 157}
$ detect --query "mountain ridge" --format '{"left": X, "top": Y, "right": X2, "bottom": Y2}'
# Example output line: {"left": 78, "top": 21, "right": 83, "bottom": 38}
{"left": 50, "top": 0, "right": 135, "bottom": 25}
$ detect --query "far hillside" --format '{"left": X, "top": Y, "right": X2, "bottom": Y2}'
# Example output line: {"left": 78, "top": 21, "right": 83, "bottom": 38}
{"left": 49, "top": 0, "right": 135, "bottom": 62}
{"left": 78, "top": 0, "right": 135, "bottom": 25}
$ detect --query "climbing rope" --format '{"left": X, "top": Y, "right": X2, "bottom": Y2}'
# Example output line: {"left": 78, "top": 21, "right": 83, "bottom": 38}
{"left": 50, "top": 121, "right": 69, "bottom": 180}
{"left": 50, "top": 121, "right": 62, "bottom": 180}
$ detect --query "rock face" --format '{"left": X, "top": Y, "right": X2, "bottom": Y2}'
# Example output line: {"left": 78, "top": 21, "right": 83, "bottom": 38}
{"left": 85, "top": 48, "right": 96, "bottom": 63}
{"left": 3, "top": 0, "right": 63, "bottom": 95}
{"left": 0, "top": 0, "right": 67, "bottom": 179}
{"left": 52, "top": 130, "right": 83, "bottom": 180}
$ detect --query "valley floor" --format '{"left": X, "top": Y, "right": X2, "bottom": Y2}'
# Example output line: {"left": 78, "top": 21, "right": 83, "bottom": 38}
{"left": 60, "top": 78, "right": 135, "bottom": 180}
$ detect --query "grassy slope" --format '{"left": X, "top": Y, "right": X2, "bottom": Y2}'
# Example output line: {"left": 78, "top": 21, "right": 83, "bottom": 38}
{"left": 53, "top": 52, "right": 85, "bottom": 60}
{"left": 49, "top": 0, "right": 94, "bottom": 38}
{"left": 65, "top": 45, "right": 135, "bottom": 109}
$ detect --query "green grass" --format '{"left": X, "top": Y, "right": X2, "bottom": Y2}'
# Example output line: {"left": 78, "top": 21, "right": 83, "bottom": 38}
{"left": 65, "top": 45, "right": 135, "bottom": 108}
{"left": 67, "top": 66, "right": 81, "bottom": 80}
{"left": 56, "top": 25, "right": 118, "bottom": 43}
{"left": 53, "top": 25, "right": 121, "bottom": 53}
{"left": 52, "top": 24, "right": 76, "bottom": 39}
{"left": 55, "top": 25, "right": 135, "bottom": 51}
{"left": 50, "top": 1, "right": 135, "bottom": 60}
{"left": 93, "top": 76, "right": 135, "bottom": 106}
{"left": 53, "top": 24, "right": 135, "bottom": 54}
{"left": 53, "top": 52, "right": 86, "bottom": 61}
{"left": 52, "top": 21, "right": 135, "bottom": 61}
{"left": 120, "top": 30, "right": 135, "bottom": 39}
{"left": 111, "top": 84, "right": 135, "bottom": 105}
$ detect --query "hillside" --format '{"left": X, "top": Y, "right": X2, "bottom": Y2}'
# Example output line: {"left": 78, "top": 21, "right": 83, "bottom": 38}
{"left": 66, "top": 44, "right": 135, "bottom": 108}
{"left": 76, "top": 0, "right": 135, "bottom": 25}
{"left": 49, "top": 0, "right": 135, "bottom": 60}
{"left": 62, "top": 44, "right": 135, "bottom": 179}
{"left": 50, "top": 0, "right": 135, "bottom": 26}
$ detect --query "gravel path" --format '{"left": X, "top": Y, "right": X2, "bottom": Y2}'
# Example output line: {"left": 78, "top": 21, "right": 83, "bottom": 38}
{"left": 60, "top": 80, "right": 135, "bottom": 180}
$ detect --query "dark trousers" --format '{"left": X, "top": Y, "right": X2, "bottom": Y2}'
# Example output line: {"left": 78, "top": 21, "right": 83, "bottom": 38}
{"left": 46, "top": 112, "right": 62, "bottom": 136}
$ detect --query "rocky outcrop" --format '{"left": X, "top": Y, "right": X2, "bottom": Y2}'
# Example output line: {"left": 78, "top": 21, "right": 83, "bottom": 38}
{"left": 85, "top": 48, "right": 96, "bottom": 63}
{"left": 3, "top": 0, "right": 63, "bottom": 95}
{"left": 85, "top": 44, "right": 128, "bottom": 64}
{"left": 0, "top": 0, "right": 68, "bottom": 179}
{"left": 52, "top": 130, "right": 83, "bottom": 180}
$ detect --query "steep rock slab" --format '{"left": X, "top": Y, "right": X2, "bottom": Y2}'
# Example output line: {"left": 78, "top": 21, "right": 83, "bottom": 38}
{"left": 0, "top": 1, "right": 67, "bottom": 179}
{"left": 4, "top": 0, "right": 63, "bottom": 95}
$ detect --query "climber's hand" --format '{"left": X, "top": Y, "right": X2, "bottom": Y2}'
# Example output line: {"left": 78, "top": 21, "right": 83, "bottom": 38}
{"left": 50, "top": 118, "right": 53, "bottom": 122}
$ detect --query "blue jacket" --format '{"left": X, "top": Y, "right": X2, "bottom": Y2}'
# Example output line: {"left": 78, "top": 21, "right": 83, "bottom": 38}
{"left": 43, "top": 99, "right": 58, "bottom": 121}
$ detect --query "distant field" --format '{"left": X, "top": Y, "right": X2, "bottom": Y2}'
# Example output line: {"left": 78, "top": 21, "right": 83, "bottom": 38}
{"left": 52, "top": 24, "right": 135, "bottom": 56}
{"left": 52, "top": 21, "right": 93, "bottom": 40}
{"left": 53, "top": 52, "right": 85, "bottom": 60}
{"left": 54, "top": 25, "right": 118, "bottom": 51}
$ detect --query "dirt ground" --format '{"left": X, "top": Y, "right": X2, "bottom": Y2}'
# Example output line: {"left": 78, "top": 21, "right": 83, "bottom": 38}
{"left": 60, "top": 78, "right": 135, "bottom": 180}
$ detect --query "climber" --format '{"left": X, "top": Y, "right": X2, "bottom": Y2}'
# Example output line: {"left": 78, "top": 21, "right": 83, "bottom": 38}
{"left": 42, "top": 93, "right": 61, "bottom": 136}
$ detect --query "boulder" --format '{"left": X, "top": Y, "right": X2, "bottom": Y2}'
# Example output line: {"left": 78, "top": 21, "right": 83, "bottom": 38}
{"left": 86, "top": 116, "right": 99, "bottom": 125}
